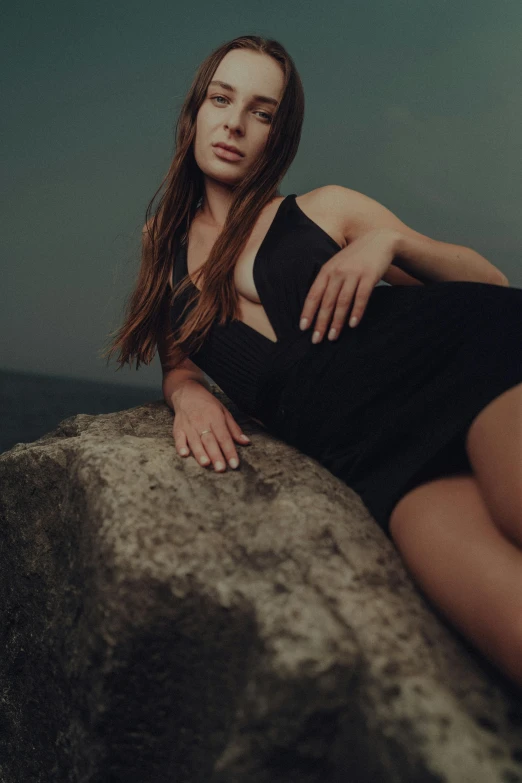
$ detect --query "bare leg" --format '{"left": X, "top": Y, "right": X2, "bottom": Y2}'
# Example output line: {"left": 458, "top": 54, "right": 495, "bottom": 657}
{"left": 465, "top": 382, "right": 522, "bottom": 548}
{"left": 389, "top": 473, "right": 522, "bottom": 688}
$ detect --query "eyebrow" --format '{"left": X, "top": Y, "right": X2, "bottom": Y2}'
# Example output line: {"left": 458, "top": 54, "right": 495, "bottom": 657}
{"left": 208, "top": 80, "right": 279, "bottom": 108}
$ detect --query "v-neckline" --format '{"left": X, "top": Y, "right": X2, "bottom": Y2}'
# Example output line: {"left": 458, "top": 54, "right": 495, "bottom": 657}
{"left": 181, "top": 194, "right": 295, "bottom": 346}
{"left": 183, "top": 193, "right": 293, "bottom": 293}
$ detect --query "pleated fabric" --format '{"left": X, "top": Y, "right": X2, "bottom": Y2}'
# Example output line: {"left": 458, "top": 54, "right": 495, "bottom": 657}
{"left": 170, "top": 194, "right": 522, "bottom": 538}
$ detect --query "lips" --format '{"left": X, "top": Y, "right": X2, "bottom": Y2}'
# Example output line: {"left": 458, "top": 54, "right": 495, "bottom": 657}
{"left": 214, "top": 142, "right": 244, "bottom": 156}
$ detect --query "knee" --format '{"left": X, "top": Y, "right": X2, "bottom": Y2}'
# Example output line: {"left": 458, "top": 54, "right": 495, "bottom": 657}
{"left": 389, "top": 473, "right": 477, "bottom": 552}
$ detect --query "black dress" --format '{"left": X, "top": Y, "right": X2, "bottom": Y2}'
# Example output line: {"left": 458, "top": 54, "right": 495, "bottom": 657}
{"left": 170, "top": 193, "right": 522, "bottom": 539}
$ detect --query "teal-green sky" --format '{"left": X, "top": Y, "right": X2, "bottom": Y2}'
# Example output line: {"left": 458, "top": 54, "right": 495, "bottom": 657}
{"left": 3, "top": 0, "right": 521, "bottom": 389}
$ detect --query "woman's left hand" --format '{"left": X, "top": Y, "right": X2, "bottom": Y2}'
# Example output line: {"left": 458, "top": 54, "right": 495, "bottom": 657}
{"left": 299, "top": 228, "right": 399, "bottom": 342}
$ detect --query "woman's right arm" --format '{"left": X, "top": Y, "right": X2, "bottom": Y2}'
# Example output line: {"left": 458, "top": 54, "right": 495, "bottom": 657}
{"left": 158, "top": 334, "right": 251, "bottom": 471}
{"left": 152, "top": 232, "right": 250, "bottom": 470}
{"left": 160, "top": 352, "right": 212, "bottom": 413}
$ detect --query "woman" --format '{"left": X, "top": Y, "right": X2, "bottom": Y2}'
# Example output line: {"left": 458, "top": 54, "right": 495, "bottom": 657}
{"left": 104, "top": 35, "right": 522, "bottom": 687}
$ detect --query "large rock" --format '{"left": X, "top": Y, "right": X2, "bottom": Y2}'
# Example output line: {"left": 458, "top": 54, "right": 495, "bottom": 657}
{"left": 1, "top": 389, "right": 522, "bottom": 783}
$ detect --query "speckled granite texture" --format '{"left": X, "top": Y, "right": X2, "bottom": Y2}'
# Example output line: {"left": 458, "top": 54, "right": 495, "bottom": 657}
{"left": 1, "top": 391, "right": 521, "bottom": 783}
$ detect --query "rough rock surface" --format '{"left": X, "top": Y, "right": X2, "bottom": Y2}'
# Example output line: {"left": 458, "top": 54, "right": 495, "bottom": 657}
{"left": 1, "top": 388, "right": 522, "bottom": 783}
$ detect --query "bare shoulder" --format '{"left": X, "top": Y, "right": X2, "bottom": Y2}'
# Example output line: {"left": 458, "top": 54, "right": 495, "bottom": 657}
{"left": 294, "top": 185, "right": 356, "bottom": 249}
{"left": 299, "top": 184, "right": 430, "bottom": 247}
{"left": 296, "top": 186, "right": 427, "bottom": 286}
{"left": 298, "top": 184, "right": 361, "bottom": 206}
{"left": 296, "top": 184, "right": 380, "bottom": 246}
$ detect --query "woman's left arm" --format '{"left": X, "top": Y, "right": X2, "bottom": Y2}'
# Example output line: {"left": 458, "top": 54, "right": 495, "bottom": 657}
{"left": 390, "top": 231, "right": 509, "bottom": 286}
{"left": 325, "top": 184, "right": 509, "bottom": 287}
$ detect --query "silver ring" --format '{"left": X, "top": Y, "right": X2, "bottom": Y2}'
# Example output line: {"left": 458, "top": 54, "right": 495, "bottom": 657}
{"left": 200, "top": 429, "right": 212, "bottom": 436}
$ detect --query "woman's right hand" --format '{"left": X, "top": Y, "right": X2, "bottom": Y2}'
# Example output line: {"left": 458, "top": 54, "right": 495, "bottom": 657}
{"left": 172, "top": 381, "right": 251, "bottom": 471}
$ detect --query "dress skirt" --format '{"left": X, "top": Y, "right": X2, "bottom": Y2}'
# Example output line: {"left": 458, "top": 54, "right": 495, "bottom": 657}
{"left": 255, "top": 281, "right": 522, "bottom": 540}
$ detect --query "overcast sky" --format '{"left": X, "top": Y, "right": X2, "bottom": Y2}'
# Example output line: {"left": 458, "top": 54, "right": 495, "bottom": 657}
{"left": 2, "top": 0, "right": 521, "bottom": 389}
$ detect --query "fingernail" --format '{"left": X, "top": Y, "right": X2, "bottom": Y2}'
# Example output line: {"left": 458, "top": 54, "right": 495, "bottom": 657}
{"left": 180, "top": 447, "right": 188, "bottom": 455}
{"left": 312, "top": 330, "right": 320, "bottom": 344}
{"left": 229, "top": 457, "right": 239, "bottom": 468}
{"left": 349, "top": 316, "right": 358, "bottom": 327}
{"left": 241, "top": 434, "right": 250, "bottom": 441}
{"left": 200, "top": 456, "right": 210, "bottom": 465}
{"left": 328, "top": 327, "right": 336, "bottom": 340}
{"left": 300, "top": 317, "right": 308, "bottom": 330}
{"left": 215, "top": 461, "right": 225, "bottom": 471}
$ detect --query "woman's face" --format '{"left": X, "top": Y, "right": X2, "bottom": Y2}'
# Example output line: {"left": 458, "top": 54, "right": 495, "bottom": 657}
{"left": 194, "top": 49, "right": 284, "bottom": 187}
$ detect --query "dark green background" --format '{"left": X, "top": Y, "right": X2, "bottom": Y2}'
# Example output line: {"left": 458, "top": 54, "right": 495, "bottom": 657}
{"left": 3, "top": 0, "right": 521, "bottom": 397}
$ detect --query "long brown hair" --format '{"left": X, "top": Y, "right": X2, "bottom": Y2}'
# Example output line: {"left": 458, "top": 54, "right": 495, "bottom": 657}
{"left": 101, "top": 35, "right": 304, "bottom": 372}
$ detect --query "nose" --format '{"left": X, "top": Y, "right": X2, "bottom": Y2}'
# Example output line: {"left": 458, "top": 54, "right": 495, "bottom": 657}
{"left": 224, "top": 110, "right": 244, "bottom": 134}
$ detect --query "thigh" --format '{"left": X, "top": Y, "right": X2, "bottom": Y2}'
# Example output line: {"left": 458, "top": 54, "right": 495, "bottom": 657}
{"left": 389, "top": 473, "right": 522, "bottom": 680}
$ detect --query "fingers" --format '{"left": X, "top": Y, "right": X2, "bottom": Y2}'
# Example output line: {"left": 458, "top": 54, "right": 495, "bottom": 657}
{"left": 325, "top": 278, "right": 372, "bottom": 339}
{"left": 307, "top": 276, "right": 347, "bottom": 342}
{"left": 173, "top": 413, "right": 250, "bottom": 473}
{"left": 222, "top": 407, "right": 252, "bottom": 446}
{"left": 300, "top": 276, "right": 372, "bottom": 343}
{"left": 298, "top": 274, "right": 328, "bottom": 333}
